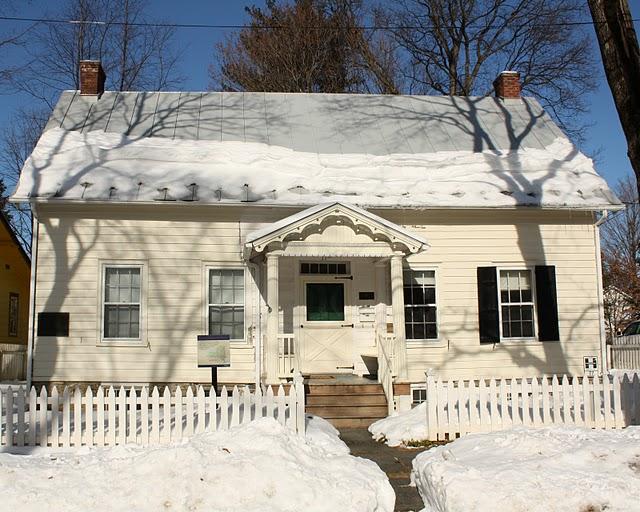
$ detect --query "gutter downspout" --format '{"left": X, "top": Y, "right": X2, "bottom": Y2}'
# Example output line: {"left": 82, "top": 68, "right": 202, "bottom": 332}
{"left": 26, "top": 207, "right": 39, "bottom": 389}
{"left": 594, "top": 210, "right": 609, "bottom": 374}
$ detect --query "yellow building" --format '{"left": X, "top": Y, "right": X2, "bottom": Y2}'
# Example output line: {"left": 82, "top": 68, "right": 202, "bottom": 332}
{"left": 0, "top": 212, "right": 30, "bottom": 380}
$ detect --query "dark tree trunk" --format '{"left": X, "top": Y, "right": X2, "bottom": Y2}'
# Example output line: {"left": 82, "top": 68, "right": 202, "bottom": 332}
{"left": 588, "top": 0, "right": 640, "bottom": 197}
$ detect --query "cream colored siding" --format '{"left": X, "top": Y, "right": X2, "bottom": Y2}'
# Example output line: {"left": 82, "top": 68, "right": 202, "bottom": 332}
{"left": 32, "top": 204, "right": 601, "bottom": 384}
{"left": 385, "top": 209, "right": 601, "bottom": 380}
{"left": 32, "top": 205, "right": 282, "bottom": 384}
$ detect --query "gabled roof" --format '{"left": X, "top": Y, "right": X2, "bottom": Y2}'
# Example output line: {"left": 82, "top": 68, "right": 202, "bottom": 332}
{"left": 11, "top": 90, "right": 622, "bottom": 210}
{"left": 245, "top": 202, "right": 429, "bottom": 256}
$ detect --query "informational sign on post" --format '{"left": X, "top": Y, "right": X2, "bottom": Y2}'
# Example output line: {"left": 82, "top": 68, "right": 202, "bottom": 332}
{"left": 198, "top": 337, "right": 231, "bottom": 367}
{"left": 197, "top": 335, "right": 231, "bottom": 393}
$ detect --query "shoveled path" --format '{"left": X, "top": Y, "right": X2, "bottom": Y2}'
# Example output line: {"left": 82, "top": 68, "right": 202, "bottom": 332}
{"left": 340, "top": 428, "right": 426, "bottom": 512}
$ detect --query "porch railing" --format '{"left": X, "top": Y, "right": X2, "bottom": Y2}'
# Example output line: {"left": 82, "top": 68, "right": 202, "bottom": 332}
{"left": 376, "top": 330, "right": 396, "bottom": 415}
{"left": 278, "top": 334, "right": 298, "bottom": 378}
{"left": 610, "top": 335, "right": 640, "bottom": 370}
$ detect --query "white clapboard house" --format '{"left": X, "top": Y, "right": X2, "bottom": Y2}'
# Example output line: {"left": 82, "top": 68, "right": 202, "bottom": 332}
{"left": 11, "top": 61, "right": 622, "bottom": 423}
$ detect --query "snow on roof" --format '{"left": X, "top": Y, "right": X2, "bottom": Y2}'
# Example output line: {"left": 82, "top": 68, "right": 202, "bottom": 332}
{"left": 13, "top": 126, "right": 620, "bottom": 209}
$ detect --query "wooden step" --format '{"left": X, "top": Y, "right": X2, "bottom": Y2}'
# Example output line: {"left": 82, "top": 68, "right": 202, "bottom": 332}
{"left": 306, "top": 404, "right": 388, "bottom": 418}
{"left": 306, "top": 393, "right": 387, "bottom": 406}
{"left": 306, "top": 384, "right": 385, "bottom": 395}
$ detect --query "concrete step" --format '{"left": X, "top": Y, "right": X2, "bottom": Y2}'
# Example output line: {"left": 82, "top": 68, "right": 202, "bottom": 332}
{"left": 306, "top": 383, "right": 385, "bottom": 395}
{"left": 306, "top": 393, "right": 387, "bottom": 406}
{"left": 306, "top": 404, "right": 388, "bottom": 418}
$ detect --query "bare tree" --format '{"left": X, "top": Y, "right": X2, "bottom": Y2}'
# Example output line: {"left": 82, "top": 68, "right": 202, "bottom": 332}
{"left": 0, "top": 1, "right": 35, "bottom": 90}
{"left": 211, "top": 0, "right": 398, "bottom": 93}
{"left": 587, "top": 0, "right": 640, "bottom": 198}
{"left": 601, "top": 175, "right": 640, "bottom": 335}
{"left": 14, "top": 0, "right": 183, "bottom": 106}
{"left": 382, "top": 0, "right": 596, "bottom": 136}
{"left": 1, "top": 0, "right": 183, "bottom": 248}
{"left": 0, "top": 108, "right": 49, "bottom": 253}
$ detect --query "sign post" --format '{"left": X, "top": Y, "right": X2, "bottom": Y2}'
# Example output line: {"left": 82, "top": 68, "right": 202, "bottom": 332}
{"left": 197, "top": 334, "right": 231, "bottom": 394}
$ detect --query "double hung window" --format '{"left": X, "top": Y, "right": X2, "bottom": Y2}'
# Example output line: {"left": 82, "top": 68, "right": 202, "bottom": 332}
{"left": 208, "top": 269, "right": 245, "bottom": 340}
{"left": 403, "top": 269, "right": 438, "bottom": 340}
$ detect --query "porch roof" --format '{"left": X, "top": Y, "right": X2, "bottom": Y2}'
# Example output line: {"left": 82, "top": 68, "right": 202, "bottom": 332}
{"left": 245, "top": 202, "right": 429, "bottom": 257}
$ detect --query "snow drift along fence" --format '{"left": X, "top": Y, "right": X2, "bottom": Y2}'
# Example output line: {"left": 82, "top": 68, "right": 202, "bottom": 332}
{"left": 425, "top": 373, "right": 640, "bottom": 441}
{"left": 0, "top": 377, "right": 305, "bottom": 448}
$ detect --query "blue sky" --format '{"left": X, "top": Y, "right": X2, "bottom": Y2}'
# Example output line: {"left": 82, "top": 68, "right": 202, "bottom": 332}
{"left": 0, "top": 0, "right": 637, "bottom": 189}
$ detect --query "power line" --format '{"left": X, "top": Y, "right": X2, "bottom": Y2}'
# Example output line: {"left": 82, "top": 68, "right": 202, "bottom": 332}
{"left": 0, "top": 14, "right": 638, "bottom": 31}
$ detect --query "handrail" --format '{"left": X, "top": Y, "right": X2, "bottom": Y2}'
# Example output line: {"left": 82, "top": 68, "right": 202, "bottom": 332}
{"left": 376, "top": 330, "right": 395, "bottom": 415}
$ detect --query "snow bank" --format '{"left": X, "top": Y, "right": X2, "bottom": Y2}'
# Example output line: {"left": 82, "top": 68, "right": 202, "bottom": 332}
{"left": 412, "top": 427, "right": 640, "bottom": 512}
{"left": 0, "top": 417, "right": 394, "bottom": 512}
{"left": 369, "top": 403, "right": 429, "bottom": 447}
{"left": 13, "top": 127, "right": 619, "bottom": 209}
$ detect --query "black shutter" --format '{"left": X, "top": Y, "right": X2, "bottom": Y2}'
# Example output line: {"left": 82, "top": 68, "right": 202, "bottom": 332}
{"left": 535, "top": 265, "right": 560, "bottom": 341}
{"left": 477, "top": 267, "right": 499, "bottom": 343}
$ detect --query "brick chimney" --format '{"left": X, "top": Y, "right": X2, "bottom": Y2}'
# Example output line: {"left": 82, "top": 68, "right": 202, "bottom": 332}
{"left": 79, "top": 60, "right": 106, "bottom": 96}
{"left": 493, "top": 71, "right": 521, "bottom": 99}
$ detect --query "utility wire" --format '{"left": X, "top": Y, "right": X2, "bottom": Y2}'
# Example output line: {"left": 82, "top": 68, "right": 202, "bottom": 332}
{"left": 0, "top": 14, "right": 638, "bottom": 31}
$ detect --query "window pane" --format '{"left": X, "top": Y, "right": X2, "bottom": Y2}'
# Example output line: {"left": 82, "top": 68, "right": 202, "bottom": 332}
{"left": 425, "top": 287, "right": 436, "bottom": 304}
{"left": 511, "top": 322, "right": 522, "bottom": 337}
{"left": 426, "top": 323, "right": 437, "bottom": 339}
{"left": 412, "top": 287, "right": 426, "bottom": 305}
{"left": 426, "top": 306, "right": 436, "bottom": 323}
{"left": 522, "top": 321, "right": 533, "bottom": 337}
{"left": 413, "top": 307, "right": 425, "bottom": 323}
{"left": 306, "top": 283, "right": 344, "bottom": 321}
{"left": 521, "top": 289, "right": 532, "bottom": 302}
{"left": 221, "top": 287, "right": 234, "bottom": 304}
{"left": 413, "top": 324, "right": 425, "bottom": 340}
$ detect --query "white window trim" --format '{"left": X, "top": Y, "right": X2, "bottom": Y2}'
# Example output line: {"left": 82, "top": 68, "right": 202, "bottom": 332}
{"left": 403, "top": 266, "right": 441, "bottom": 343}
{"left": 98, "top": 261, "right": 147, "bottom": 346}
{"left": 497, "top": 266, "right": 538, "bottom": 343}
{"left": 204, "top": 264, "right": 248, "bottom": 343}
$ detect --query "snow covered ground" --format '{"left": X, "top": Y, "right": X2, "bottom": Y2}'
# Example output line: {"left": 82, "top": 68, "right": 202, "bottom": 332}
{"left": 369, "top": 402, "right": 429, "bottom": 447}
{"left": 0, "top": 416, "right": 394, "bottom": 512}
{"left": 411, "top": 427, "right": 640, "bottom": 512}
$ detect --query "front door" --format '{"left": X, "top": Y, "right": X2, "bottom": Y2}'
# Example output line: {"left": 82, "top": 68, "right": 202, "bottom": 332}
{"left": 299, "top": 279, "right": 353, "bottom": 373}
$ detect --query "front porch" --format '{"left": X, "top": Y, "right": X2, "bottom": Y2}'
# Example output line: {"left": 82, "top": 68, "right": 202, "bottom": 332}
{"left": 244, "top": 202, "right": 429, "bottom": 410}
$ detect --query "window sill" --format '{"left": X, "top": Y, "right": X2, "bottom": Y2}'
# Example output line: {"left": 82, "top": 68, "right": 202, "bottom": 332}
{"left": 98, "top": 339, "right": 146, "bottom": 347}
{"left": 499, "top": 338, "right": 540, "bottom": 346}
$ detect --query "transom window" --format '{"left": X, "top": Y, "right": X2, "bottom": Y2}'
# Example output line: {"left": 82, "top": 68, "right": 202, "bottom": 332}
{"left": 499, "top": 269, "right": 535, "bottom": 338}
{"left": 300, "top": 262, "right": 349, "bottom": 275}
{"left": 209, "top": 269, "right": 245, "bottom": 340}
{"left": 306, "top": 283, "right": 345, "bottom": 321}
{"left": 404, "top": 269, "right": 438, "bottom": 340}
{"left": 103, "top": 267, "right": 141, "bottom": 339}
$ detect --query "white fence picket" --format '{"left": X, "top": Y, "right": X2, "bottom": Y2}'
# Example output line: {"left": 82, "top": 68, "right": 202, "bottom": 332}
{"left": 5, "top": 387, "right": 13, "bottom": 447}
{"left": 38, "top": 387, "right": 47, "bottom": 447}
{"left": 51, "top": 387, "right": 59, "bottom": 448}
{"left": 140, "top": 387, "right": 149, "bottom": 445}
{"left": 61, "top": 387, "right": 70, "bottom": 447}
{"left": 208, "top": 387, "right": 218, "bottom": 432}
{"left": 220, "top": 386, "right": 229, "bottom": 430}
{"left": 162, "top": 387, "right": 171, "bottom": 443}
{"left": 85, "top": 387, "right": 94, "bottom": 446}
{"left": 16, "top": 387, "right": 25, "bottom": 446}
{"left": 423, "top": 373, "right": 640, "bottom": 442}
{"left": 231, "top": 387, "right": 240, "bottom": 427}
{"left": 185, "top": 387, "right": 195, "bottom": 435}
{"left": 151, "top": 387, "right": 160, "bottom": 444}
{"left": 28, "top": 387, "right": 37, "bottom": 446}
{"left": 128, "top": 388, "right": 137, "bottom": 444}
{"left": 196, "top": 387, "right": 205, "bottom": 434}
{"left": 73, "top": 387, "right": 82, "bottom": 446}
{"left": 96, "top": 386, "right": 105, "bottom": 446}
{"left": 107, "top": 387, "right": 116, "bottom": 446}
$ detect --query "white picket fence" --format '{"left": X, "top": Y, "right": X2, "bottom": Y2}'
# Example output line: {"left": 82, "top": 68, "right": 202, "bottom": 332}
{"left": 610, "top": 335, "right": 640, "bottom": 369}
{"left": 1, "top": 376, "right": 305, "bottom": 448}
{"left": 425, "top": 373, "right": 640, "bottom": 441}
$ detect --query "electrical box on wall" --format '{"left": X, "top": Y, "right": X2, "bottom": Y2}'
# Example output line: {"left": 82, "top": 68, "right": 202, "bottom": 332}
{"left": 583, "top": 356, "right": 598, "bottom": 375}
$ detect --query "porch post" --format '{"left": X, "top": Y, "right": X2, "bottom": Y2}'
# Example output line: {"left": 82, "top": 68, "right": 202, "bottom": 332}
{"left": 265, "top": 253, "right": 280, "bottom": 383}
{"left": 390, "top": 252, "right": 408, "bottom": 380}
